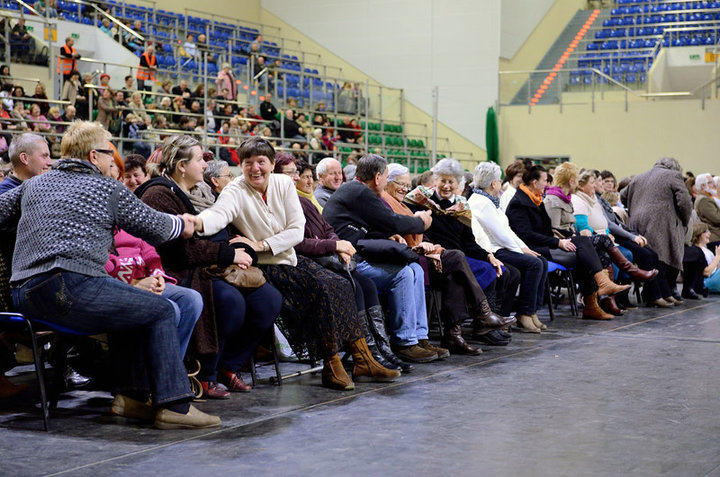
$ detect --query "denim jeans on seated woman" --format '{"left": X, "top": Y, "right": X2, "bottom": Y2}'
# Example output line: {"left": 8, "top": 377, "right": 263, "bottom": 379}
{"left": 12, "top": 270, "right": 194, "bottom": 406}
{"left": 162, "top": 283, "right": 202, "bottom": 359}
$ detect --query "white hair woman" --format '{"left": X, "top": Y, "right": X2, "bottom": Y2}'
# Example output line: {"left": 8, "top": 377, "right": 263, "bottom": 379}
{"left": 694, "top": 173, "right": 720, "bottom": 249}
{"left": 404, "top": 158, "right": 518, "bottom": 329}
{"left": 469, "top": 161, "right": 549, "bottom": 333}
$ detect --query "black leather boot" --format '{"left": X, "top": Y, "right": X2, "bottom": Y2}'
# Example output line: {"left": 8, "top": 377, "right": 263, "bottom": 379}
{"left": 361, "top": 311, "right": 400, "bottom": 371}
{"left": 366, "top": 306, "right": 413, "bottom": 373}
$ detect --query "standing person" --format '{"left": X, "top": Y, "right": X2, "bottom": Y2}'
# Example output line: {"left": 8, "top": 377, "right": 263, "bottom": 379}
{"left": 57, "top": 37, "right": 80, "bottom": 83}
{"left": 215, "top": 63, "right": 237, "bottom": 101}
{"left": 0, "top": 121, "right": 219, "bottom": 429}
{"left": 136, "top": 45, "right": 157, "bottom": 93}
{"left": 621, "top": 158, "right": 693, "bottom": 303}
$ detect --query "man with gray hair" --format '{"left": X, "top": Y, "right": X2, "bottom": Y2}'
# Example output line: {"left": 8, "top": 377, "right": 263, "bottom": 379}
{"left": 0, "top": 133, "right": 52, "bottom": 195}
{"left": 314, "top": 157, "right": 344, "bottom": 207}
{"left": 323, "top": 154, "right": 442, "bottom": 363}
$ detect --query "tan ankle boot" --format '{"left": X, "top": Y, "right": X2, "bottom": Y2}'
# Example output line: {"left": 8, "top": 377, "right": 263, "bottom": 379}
{"left": 516, "top": 314, "right": 541, "bottom": 333}
{"left": 322, "top": 354, "right": 355, "bottom": 390}
{"left": 350, "top": 338, "right": 401, "bottom": 383}
{"left": 594, "top": 270, "right": 631, "bottom": 296}
{"left": 583, "top": 292, "right": 614, "bottom": 320}
{"left": 531, "top": 313, "right": 547, "bottom": 330}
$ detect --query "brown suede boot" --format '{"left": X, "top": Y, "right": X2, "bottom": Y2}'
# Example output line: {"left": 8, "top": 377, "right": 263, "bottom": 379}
{"left": 594, "top": 270, "right": 631, "bottom": 296}
{"left": 531, "top": 313, "right": 547, "bottom": 330}
{"left": 350, "top": 338, "right": 401, "bottom": 383}
{"left": 583, "top": 292, "right": 614, "bottom": 320}
{"left": 607, "top": 246, "right": 658, "bottom": 281}
{"left": 322, "top": 354, "right": 355, "bottom": 390}
{"left": 516, "top": 314, "right": 541, "bottom": 333}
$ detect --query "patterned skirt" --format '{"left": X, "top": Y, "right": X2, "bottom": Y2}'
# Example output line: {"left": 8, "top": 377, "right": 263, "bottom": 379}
{"left": 589, "top": 234, "right": 615, "bottom": 268}
{"left": 262, "top": 256, "right": 363, "bottom": 360}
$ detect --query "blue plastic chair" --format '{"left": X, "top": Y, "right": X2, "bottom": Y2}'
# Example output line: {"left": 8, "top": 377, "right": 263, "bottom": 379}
{"left": 545, "top": 261, "right": 579, "bottom": 320}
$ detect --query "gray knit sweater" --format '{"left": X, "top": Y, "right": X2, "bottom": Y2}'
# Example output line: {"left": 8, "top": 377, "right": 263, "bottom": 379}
{"left": 0, "top": 159, "right": 184, "bottom": 283}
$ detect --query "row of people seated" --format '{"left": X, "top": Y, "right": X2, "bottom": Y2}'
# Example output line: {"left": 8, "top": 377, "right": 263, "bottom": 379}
{"left": 0, "top": 128, "right": 701, "bottom": 430}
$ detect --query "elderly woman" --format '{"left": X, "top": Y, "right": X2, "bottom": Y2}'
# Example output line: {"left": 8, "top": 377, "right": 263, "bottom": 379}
{"left": 385, "top": 163, "right": 513, "bottom": 351}
{"left": 621, "top": 158, "right": 693, "bottom": 303}
{"left": 693, "top": 173, "right": 720, "bottom": 250}
{"left": 96, "top": 88, "right": 117, "bottom": 131}
{"left": 507, "top": 164, "right": 629, "bottom": 320}
{"left": 137, "top": 135, "right": 282, "bottom": 399}
{"left": 191, "top": 137, "right": 400, "bottom": 390}
{"left": 469, "top": 162, "right": 549, "bottom": 333}
{"left": 405, "top": 159, "right": 520, "bottom": 327}
{"left": 273, "top": 154, "right": 408, "bottom": 371}
{"left": 1, "top": 121, "right": 218, "bottom": 429}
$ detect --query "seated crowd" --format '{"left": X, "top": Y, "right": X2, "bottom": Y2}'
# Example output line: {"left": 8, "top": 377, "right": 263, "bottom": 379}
{"left": 0, "top": 118, "right": 716, "bottom": 430}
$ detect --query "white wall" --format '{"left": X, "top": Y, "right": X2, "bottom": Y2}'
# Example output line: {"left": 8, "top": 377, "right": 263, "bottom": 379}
{"left": 500, "top": 0, "right": 555, "bottom": 60}
{"left": 261, "top": 0, "right": 500, "bottom": 148}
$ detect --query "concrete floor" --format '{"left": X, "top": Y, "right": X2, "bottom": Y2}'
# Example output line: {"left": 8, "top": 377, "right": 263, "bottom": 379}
{"left": 1, "top": 297, "right": 720, "bottom": 477}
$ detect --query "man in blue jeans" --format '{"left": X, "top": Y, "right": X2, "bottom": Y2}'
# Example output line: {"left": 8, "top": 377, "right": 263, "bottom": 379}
{"left": 0, "top": 121, "right": 219, "bottom": 429}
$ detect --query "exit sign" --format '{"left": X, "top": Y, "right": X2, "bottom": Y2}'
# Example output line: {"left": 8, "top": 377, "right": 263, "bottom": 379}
{"left": 689, "top": 54, "right": 700, "bottom": 60}
{"left": 71, "top": 33, "right": 79, "bottom": 39}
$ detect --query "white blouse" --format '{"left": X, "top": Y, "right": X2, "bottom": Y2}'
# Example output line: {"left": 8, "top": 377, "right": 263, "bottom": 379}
{"left": 468, "top": 193, "right": 528, "bottom": 254}
{"left": 198, "top": 173, "right": 305, "bottom": 266}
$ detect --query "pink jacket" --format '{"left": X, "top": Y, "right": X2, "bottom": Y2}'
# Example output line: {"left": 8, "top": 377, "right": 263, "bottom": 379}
{"left": 215, "top": 69, "right": 237, "bottom": 100}
{"left": 105, "top": 229, "right": 177, "bottom": 285}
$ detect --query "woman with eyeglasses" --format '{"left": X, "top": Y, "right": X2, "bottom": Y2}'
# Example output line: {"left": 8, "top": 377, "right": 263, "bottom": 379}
{"left": 384, "top": 163, "right": 515, "bottom": 353}
{"left": 273, "top": 153, "right": 411, "bottom": 373}
{"left": 190, "top": 137, "right": 401, "bottom": 391}
{"left": 137, "top": 135, "right": 282, "bottom": 400}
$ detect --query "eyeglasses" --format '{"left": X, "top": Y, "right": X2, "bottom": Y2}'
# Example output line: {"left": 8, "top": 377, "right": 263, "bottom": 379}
{"left": 282, "top": 170, "right": 300, "bottom": 177}
{"left": 94, "top": 148, "right": 114, "bottom": 156}
{"left": 391, "top": 180, "right": 411, "bottom": 191}
{"left": 219, "top": 173, "right": 235, "bottom": 179}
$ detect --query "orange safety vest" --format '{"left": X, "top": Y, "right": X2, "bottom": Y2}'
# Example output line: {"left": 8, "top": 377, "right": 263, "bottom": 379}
{"left": 57, "top": 44, "right": 77, "bottom": 75}
{"left": 136, "top": 52, "right": 156, "bottom": 81}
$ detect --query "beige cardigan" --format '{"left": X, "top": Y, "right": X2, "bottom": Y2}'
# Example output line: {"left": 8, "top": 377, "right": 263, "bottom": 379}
{"left": 198, "top": 173, "right": 305, "bottom": 266}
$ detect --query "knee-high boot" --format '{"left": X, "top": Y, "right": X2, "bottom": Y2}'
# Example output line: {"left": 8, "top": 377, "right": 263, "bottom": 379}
{"left": 367, "top": 305, "right": 413, "bottom": 373}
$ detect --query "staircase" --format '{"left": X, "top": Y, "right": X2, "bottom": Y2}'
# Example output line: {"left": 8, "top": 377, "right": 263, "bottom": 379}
{"left": 511, "top": 9, "right": 594, "bottom": 105}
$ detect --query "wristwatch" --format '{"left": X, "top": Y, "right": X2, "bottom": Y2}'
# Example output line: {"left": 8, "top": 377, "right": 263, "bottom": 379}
{"left": 261, "top": 240, "right": 269, "bottom": 252}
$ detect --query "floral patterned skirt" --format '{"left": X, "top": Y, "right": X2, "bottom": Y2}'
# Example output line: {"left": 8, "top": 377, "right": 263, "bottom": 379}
{"left": 262, "top": 256, "right": 363, "bottom": 360}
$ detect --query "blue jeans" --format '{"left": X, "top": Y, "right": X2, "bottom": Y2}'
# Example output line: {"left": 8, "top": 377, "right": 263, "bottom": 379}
{"left": 494, "top": 249, "right": 548, "bottom": 315}
{"left": 356, "top": 260, "right": 427, "bottom": 346}
{"left": 162, "top": 283, "right": 202, "bottom": 359}
{"left": 12, "top": 271, "right": 193, "bottom": 406}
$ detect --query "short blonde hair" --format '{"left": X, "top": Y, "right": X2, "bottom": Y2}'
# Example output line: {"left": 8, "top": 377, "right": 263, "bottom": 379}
{"left": 553, "top": 162, "right": 578, "bottom": 189}
{"left": 60, "top": 121, "right": 111, "bottom": 160}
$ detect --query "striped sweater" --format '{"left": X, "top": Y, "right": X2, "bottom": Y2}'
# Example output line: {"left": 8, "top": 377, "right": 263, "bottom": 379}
{"left": 0, "top": 159, "right": 183, "bottom": 283}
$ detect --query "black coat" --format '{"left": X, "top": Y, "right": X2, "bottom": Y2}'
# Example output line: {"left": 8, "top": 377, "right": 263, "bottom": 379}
{"left": 505, "top": 187, "right": 560, "bottom": 259}
{"left": 323, "top": 180, "right": 425, "bottom": 245}
{"left": 406, "top": 194, "right": 489, "bottom": 261}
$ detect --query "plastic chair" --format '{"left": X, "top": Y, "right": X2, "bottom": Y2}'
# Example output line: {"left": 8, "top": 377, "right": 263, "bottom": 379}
{"left": 545, "top": 261, "right": 579, "bottom": 320}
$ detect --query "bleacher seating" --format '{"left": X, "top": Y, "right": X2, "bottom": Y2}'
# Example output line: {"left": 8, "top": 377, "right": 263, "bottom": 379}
{"left": 574, "top": 0, "right": 720, "bottom": 86}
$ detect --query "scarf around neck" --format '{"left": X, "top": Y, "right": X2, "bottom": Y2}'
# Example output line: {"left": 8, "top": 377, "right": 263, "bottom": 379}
{"left": 473, "top": 188, "right": 500, "bottom": 208}
{"left": 545, "top": 186, "right": 572, "bottom": 204}
{"left": 519, "top": 183, "right": 543, "bottom": 206}
{"left": 297, "top": 188, "right": 323, "bottom": 213}
{"left": 404, "top": 185, "right": 473, "bottom": 227}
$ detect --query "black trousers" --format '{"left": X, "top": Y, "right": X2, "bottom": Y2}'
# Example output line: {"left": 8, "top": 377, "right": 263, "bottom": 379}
{"left": 683, "top": 245, "right": 707, "bottom": 295}
{"left": 615, "top": 237, "right": 663, "bottom": 301}
{"left": 548, "top": 235, "right": 603, "bottom": 295}
{"left": 431, "top": 249, "right": 488, "bottom": 326}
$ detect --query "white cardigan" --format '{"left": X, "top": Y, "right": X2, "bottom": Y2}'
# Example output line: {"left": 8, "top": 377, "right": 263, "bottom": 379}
{"left": 468, "top": 193, "right": 528, "bottom": 254}
{"left": 198, "top": 173, "right": 305, "bottom": 266}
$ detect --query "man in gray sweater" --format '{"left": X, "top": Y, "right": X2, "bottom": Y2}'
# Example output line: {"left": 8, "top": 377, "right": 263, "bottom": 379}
{"left": 0, "top": 121, "right": 219, "bottom": 430}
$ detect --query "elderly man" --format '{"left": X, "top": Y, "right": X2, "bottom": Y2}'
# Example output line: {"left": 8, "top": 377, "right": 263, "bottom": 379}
{"left": 0, "top": 121, "right": 219, "bottom": 429}
{"left": 314, "top": 157, "right": 343, "bottom": 207}
{"left": 323, "top": 154, "right": 446, "bottom": 364}
{"left": 136, "top": 45, "right": 157, "bottom": 92}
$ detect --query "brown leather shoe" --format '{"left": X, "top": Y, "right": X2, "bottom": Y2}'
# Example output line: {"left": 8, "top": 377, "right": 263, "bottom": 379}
{"left": 200, "top": 381, "right": 231, "bottom": 399}
{"left": 218, "top": 369, "right": 252, "bottom": 392}
{"left": 418, "top": 339, "right": 450, "bottom": 359}
{"left": 0, "top": 374, "right": 28, "bottom": 399}
{"left": 322, "top": 354, "right": 355, "bottom": 390}
{"left": 349, "top": 338, "right": 401, "bottom": 383}
{"left": 392, "top": 344, "right": 438, "bottom": 363}
{"left": 440, "top": 323, "right": 482, "bottom": 355}
{"left": 594, "top": 270, "right": 631, "bottom": 296}
{"left": 583, "top": 292, "right": 614, "bottom": 320}
{"left": 650, "top": 298, "right": 673, "bottom": 308}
